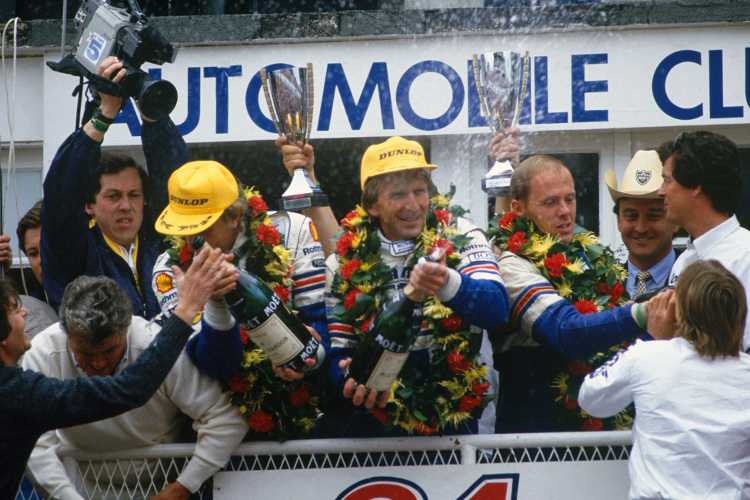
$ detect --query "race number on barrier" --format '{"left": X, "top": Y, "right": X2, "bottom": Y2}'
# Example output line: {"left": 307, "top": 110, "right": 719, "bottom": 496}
{"left": 214, "top": 432, "right": 631, "bottom": 499}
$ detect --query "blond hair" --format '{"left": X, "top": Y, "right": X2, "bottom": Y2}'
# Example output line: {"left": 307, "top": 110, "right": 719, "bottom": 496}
{"left": 510, "top": 155, "right": 570, "bottom": 202}
{"left": 675, "top": 260, "right": 746, "bottom": 358}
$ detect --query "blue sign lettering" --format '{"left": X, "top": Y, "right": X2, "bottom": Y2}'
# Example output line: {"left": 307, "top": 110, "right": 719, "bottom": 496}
{"left": 534, "top": 56, "right": 568, "bottom": 124}
{"left": 318, "top": 62, "right": 394, "bottom": 131}
{"left": 177, "top": 67, "right": 201, "bottom": 135}
{"left": 652, "top": 50, "right": 702, "bottom": 120}
{"left": 571, "top": 54, "right": 608, "bottom": 123}
{"left": 396, "top": 61, "right": 463, "bottom": 131}
{"left": 709, "top": 50, "right": 743, "bottom": 119}
{"left": 204, "top": 65, "right": 242, "bottom": 134}
{"left": 104, "top": 52, "right": 670, "bottom": 138}
{"left": 654, "top": 49, "right": 745, "bottom": 121}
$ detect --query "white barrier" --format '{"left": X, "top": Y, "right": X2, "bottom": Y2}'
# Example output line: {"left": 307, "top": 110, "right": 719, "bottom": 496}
{"left": 18, "top": 431, "right": 632, "bottom": 499}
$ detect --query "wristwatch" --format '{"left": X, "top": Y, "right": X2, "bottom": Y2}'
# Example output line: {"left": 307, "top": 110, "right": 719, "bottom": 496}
{"left": 92, "top": 108, "right": 115, "bottom": 125}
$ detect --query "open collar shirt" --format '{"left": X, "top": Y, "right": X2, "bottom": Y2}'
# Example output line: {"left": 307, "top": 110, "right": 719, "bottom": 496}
{"left": 669, "top": 215, "right": 750, "bottom": 350}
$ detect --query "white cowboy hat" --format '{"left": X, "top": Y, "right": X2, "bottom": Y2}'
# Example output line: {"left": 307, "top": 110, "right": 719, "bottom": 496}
{"left": 605, "top": 150, "right": 663, "bottom": 202}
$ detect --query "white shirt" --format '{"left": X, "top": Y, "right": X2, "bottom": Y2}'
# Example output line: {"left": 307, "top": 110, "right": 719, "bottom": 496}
{"left": 579, "top": 338, "right": 750, "bottom": 500}
{"left": 669, "top": 215, "right": 750, "bottom": 350}
{"left": 22, "top": 317, "right": 250, "bottom": 498}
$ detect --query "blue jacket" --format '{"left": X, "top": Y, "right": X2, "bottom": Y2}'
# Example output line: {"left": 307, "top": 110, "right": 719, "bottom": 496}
{"left": 41, "top": 118, "right": 188, "bottom": 319}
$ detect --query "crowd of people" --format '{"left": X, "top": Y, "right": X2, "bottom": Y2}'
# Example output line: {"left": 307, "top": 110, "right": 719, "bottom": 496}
{"left": 1, "top": 55, "right": 749, "bottom": 498}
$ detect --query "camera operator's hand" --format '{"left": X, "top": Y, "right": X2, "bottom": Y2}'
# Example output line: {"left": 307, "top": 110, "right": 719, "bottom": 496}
{"left": 84, "top": 57, "right": 126, "bottom": 142}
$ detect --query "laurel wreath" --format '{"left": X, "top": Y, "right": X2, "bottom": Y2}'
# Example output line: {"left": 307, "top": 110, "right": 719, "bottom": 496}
{"left": 330, "top": 189, "right": 493, "bottom": 435}
{"left": 164, "top": 187, "right": 319, "bottom": 441}
{"left": 488, "top": 211, "right": 634, "bottom": 431}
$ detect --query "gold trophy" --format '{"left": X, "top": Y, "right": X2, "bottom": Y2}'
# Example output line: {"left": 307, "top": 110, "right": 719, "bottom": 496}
{"left": 472, "top": 51, "right": 530, "bottom": 197}
{"left": 261, "top": 64, "right": 328, "bottom": 210}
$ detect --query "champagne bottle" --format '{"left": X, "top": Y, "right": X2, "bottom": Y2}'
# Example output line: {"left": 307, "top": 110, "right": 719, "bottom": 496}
{"left": 345, "top": 248, "right": 445, "bottom": 393}
{"left": 192, "top": 237, "right": 319, "bottom": 372}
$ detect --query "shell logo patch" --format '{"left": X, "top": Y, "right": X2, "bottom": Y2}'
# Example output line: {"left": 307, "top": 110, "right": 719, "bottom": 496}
{"left": 156, "top": 273, "right": 174, "bottom": 294}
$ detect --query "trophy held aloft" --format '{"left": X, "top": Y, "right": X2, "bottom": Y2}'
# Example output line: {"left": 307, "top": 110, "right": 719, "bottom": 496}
{"left": 261, "top": 64, "right": 329, "bottom": 211}
{"left": 472, "top": 51, "right": 530, "bottom": 197}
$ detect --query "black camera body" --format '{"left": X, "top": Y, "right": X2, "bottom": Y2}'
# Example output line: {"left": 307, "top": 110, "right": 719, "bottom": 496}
{"left": 48, "top": 0, "right": 178, "bottom": 120}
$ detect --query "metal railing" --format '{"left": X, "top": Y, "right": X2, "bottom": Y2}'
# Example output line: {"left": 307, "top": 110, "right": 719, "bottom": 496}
{"left": 17, "top": 431, "right": 632, "bottom": 499}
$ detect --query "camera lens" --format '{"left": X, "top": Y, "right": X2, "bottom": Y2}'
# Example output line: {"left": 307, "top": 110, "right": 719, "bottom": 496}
{"left": 138, "top": 79, "right": 178, "bottom": 120}
{"left": 120, "top": 67, "right": 178, "bottom": 120}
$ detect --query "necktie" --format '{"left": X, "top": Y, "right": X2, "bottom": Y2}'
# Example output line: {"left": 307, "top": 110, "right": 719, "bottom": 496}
{"left": 636, "top": 270, "right": 651, "bottom": 296}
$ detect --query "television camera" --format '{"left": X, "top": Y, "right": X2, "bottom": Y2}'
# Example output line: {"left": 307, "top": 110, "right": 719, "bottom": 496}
{"left": 47, "top": 0, "right": 178, "bottom": 120}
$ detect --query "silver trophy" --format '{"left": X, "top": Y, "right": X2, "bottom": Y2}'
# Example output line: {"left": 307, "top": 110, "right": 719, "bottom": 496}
{"left": 261, "top": 64, "right": 328, "bottom": 210}
{"left": 472, "top": 51, "right": 530, "bottom": 197}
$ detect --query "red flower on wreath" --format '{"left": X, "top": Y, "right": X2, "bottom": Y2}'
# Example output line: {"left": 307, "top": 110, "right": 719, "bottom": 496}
{"left": 543, "top": 253, "right": 569, "bottom": 277}
{"left": 573, "top": 299, "right": 600, "bottom": 315}
{"left": 567, "top": 359, "right": 593, "bottom": 376}
{"left": 341, "top": 259, "right": 361, "bottom": 280}
{"left": 226, "top": 372, "right": 251, "bottom": 393}
{"left": 435, "top": 209, "right": 452, "bottom": 225}
{"left": 440, "top": 316, "right": 464, "bottom": 332}
{"left": 336, "top": 232, "right": 357, "bottom": 256}
{"left": 429, "top": 238, "right": 454, "bottom": 257}
{"left": 273, "top": 285, "right": 291, "bottom": 304}
{"left": 459, "top": 394, "right": 483, "bottom": 413}
{"left": 472, "top": 382, "right": 490, "bottom": 396}
{"left": 342, "top": 210, "right": 360, "bottom": 231}
{"left": 497, "top": 211, "right": 518, "bottom": 229}
{"left": 582, "top": 417, "right": 603, "bottom": 431}
{"left": 416, "top": 422, "right": 438, "bottom": 436}
{"left": 178, "top": 245, "right": 194, "bottom": 270}
{"left": 598, "top": 281, "right": 624, "bottom": 305}
{"left": 563, "top": 395, "right": 579, "bottom": 410}
{"left": 289, "top": 385, "right": 310, "bottom": 408}
{"left": 608, "top": 283, "right": 623, "bottom": 305}
{"left": 247, "top": 196, "right": 267, "bottom": 216}
{"left": 447, "top": 349, "right": 471, "bottom": 374}
{"left": 249, "top": 410, "right": 275, "bottom": 433}
{"left": 238, "top": 326, "right": 249, "bottom": 345}
{"left": 371, "top": 407, "right": 389, "bottom": 426}
{"left": 344, "top": 289, "right": 363, "bottom": 310}
{"left": 257, "top": 224, "right": 281, "bottom": 246}
{"left": 360, "top": 313, "right": 376, "bottom": 333}
{"left": 507, "top": 231, "right": 527, "bottom": 254}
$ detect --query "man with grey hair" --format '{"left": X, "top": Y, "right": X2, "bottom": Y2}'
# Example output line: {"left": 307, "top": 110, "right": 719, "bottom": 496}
{"left": 22, "top": 259, "right": 249, "bottom": 497}
{"left": 1, "top": 246, "right": 226, "bottom": 496}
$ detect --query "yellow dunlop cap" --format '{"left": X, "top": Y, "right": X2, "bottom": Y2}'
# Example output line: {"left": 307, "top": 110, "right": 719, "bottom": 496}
{"left": 156, "top": 160, "right": 239, "bottom": 236}
{"left": 360, "top": 136, "right": 437, "bottom": 190}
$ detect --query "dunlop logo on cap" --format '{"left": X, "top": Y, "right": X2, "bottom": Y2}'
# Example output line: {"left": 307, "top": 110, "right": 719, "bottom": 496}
{"left": 378, "top": 149, "right": 423, "bottom": 161}
{"left": 170, "top": 195, "right": 209, "bottom": 206}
